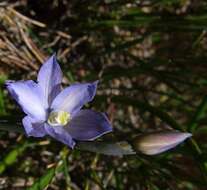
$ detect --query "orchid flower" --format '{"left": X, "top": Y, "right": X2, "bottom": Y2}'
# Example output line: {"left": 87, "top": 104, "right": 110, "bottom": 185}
{"left": 6, "top": 54, "right": 112, "bottom": 148}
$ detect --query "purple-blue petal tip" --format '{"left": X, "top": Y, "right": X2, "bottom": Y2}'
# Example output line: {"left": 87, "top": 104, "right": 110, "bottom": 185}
{"left": 87, "top": 80, "right": 99, "bottom": 101}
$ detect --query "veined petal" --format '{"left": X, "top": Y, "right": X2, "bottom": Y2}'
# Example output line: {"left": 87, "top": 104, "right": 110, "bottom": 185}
{"left": 6, "top": 80, "right": 46, "bottom": 121}
{"left": 51, "top": 81, "right": 98, "bottom": 115}
{"left": 22, "top": 116, "right": 46, "bottom": 137}
{"left": 37, "top": 54, "right": 62, "bottom": 108}
{"left": 66, "top": 109, "right": 112, "bottom": 141}
{"left": 44, "top": 124, "right": 76, "bottom": 149}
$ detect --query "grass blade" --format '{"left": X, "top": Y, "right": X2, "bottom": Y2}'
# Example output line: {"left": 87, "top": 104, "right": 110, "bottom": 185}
{"left": 27, "top": 167, "right": 56, "bottom": 190}
{"left": 188, "top": 96, "right": 207, "bottom": 133}
{"left": 0, "top": 142, "right": 28, "bottom": 174}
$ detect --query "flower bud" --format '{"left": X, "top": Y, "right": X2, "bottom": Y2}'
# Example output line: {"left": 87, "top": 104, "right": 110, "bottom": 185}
{"left": 133, "top": 131, "right": 192, "bottom": 155}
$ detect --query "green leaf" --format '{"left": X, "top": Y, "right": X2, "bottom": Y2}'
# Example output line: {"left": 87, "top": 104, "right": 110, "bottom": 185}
{"left": 0, "top": 75, "right": 7, "bottom": 116}
{"left": 188, "top": 95, "right": 207, "bottom": 132}
{"left": 0, "top": 89, "right": 6, "bottom": 115}
{"left": 27, "top": 147, "right": 71, "bottom": 190}
{"left": 27, "top": 167, "right": 56, "bottom": 190}
{"left": 0, "top": 142, "right": 28, "bottom": 174}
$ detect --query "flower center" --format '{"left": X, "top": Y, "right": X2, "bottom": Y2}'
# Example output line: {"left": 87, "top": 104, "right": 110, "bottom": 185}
{"left": 47, "top": 111, "right": 71, "bottom": 127}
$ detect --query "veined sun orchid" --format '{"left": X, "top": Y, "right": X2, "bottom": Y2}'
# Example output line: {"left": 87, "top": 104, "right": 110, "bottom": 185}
{"left": 6, "top": 54, "right": 112, "bottom": 148}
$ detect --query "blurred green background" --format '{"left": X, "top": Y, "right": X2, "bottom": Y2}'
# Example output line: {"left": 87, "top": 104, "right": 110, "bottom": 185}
{"left": 1, "top": 0, "right": 207, "bottom": 189}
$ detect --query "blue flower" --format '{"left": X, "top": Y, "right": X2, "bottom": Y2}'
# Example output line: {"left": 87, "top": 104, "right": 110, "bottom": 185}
{"left": 6, "top": 54, "right": 112, "bottom": 148}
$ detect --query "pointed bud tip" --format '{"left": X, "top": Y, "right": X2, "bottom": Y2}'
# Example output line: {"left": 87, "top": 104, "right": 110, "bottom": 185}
{"left": 183, "top": 132, "right": 192, "bottom": 138}
{"left": 133, "top": 131, "right": 192, "bottom": 156}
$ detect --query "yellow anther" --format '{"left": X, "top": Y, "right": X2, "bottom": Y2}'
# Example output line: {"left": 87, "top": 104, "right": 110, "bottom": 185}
{"left": 48, "top": 111, "right": 71, "bottom": 127}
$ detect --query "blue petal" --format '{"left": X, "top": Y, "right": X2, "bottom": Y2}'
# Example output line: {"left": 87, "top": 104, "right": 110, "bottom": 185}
{"left": 22, "top": 116, "right": 46, "bottom": 137}
{"left": 44, "top": 124, "right": 76, "bottom": 149}
{"left": 37, "top": 54, "right": 62, "bottom": 109}
{"left": 51, "top": 81, "right": 98, "bottom": 116}
{"left": 66, "top": 109, "right": 112, "bottom": 141}
{"left": 6, "top": 80, "right": 46, "bottom": 121}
